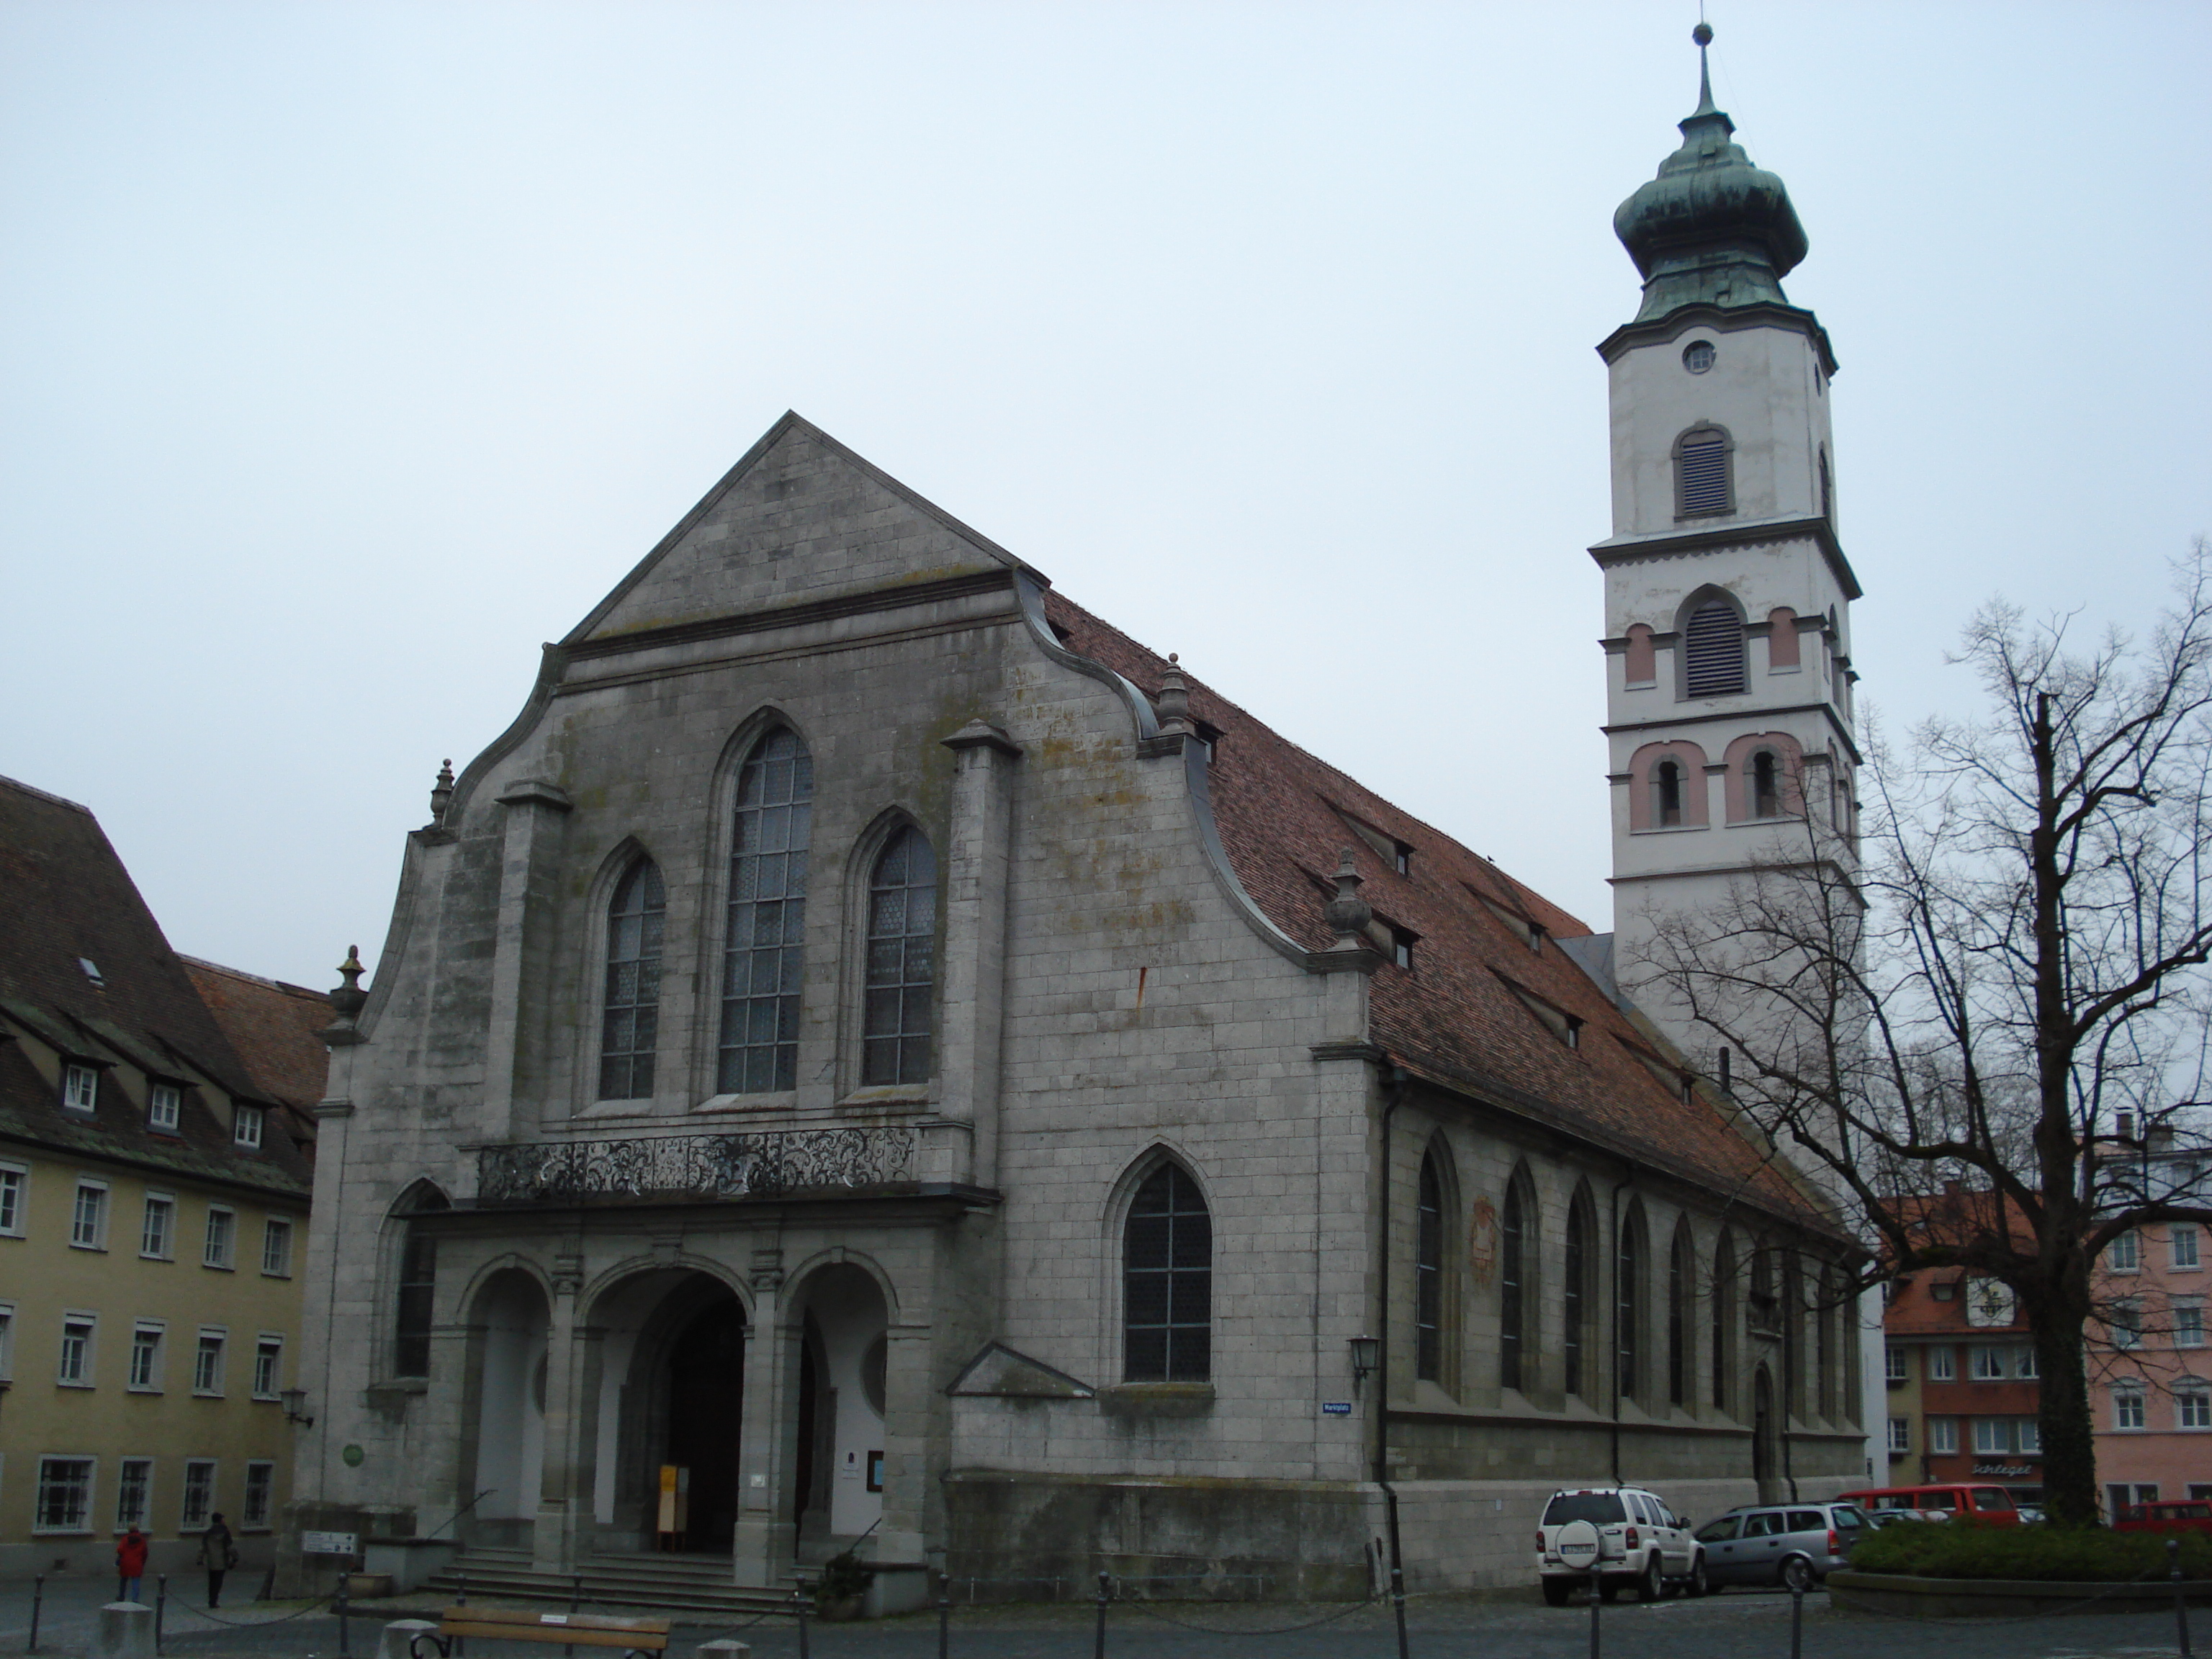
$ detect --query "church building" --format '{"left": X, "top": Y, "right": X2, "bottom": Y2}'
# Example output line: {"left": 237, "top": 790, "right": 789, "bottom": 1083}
{"left": 285, "top": 37, "right": 1868, "bottom": 1605}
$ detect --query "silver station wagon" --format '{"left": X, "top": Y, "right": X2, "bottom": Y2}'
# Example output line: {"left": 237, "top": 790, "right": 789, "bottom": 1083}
{"left": 1693, "top": 1501, "right": 1866, "bottom": 1590}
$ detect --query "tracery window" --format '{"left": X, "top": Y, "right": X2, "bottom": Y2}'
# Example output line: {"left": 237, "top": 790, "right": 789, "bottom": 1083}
{"left": 1669, "top": 1224, "right": 1693, "bottom": 1407}
{"left": 1415, "top": 1153, "right": 1445, "bottom": 1383}
{"left": 598, "top": 858, "right": 665, "bottom": 1100}
{"left": 861, "top": 827, "right": 938, "bottom": 1086}
{"left": 395, "top": 1231, "right": 436, "bottom": 1378}
{"left": 1565, "top": 1195, "right": 1593, "bottom": 1399}
{"left": 1617, "top": 1207, "right": 1644, "bottom": 1401}
{"left": 719, "top": 729, "right": 814, "bottom": 1094}
{"left": 1500, "top": 1174, "right": 1529, "bottom": 1391}
{"left": 1712, "top": 1232, "right": 1737, "bottom": 1410}
{"left": 1124, "top": 1165, "right": 1210, "bottom": 1382}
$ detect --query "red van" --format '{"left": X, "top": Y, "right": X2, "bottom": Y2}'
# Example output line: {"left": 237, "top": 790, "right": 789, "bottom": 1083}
{"left": 2115, "top": 1500, "right": 2212, "bottom": 1534}
{"left": 1839, "top": 1484, "right": 2021, "bottom": 1526}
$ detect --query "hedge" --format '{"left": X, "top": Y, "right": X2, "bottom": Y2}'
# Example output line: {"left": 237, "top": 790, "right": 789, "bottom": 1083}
{"left": 1850, "top": 1521, "right": 2212, "bottom": 1582}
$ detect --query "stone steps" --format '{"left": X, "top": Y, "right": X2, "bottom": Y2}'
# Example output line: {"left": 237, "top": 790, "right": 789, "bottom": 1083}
{"left": 426, "top": 1552, "right": 796, "bottom": 1617}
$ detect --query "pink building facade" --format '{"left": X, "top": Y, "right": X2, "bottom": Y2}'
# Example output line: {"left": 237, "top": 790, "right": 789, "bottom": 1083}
{"left": 2095, "top": 1195, "right": 2212, "bottom": 1517}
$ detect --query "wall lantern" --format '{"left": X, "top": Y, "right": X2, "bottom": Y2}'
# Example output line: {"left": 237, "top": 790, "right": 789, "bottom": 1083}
{"left": 1349, "top": 1336, "right": 1380, "bottom": 1391}
{"left": 280, "top": 1387, "right": 315, "bottom": 1428}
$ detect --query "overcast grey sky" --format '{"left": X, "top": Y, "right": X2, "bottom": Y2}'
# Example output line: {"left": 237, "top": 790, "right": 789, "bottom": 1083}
{"left": 3, "top": 1, "right": 2207, "bottom": 993}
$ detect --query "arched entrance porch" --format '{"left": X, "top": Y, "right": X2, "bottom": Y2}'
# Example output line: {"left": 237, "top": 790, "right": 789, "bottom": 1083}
{"left": 463, "top": 1268, "right": 550, "bottom": 1550}
{"left": 788, "top": 1263, "right": 890, "bottom": 1562}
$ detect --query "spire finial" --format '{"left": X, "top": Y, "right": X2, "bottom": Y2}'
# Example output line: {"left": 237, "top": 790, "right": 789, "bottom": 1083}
{"left": 1691, "top": 20, "right": 1717, "bottom": 115}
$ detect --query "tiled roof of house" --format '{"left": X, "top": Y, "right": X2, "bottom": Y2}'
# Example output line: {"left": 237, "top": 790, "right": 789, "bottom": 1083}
{"left": 184, "top": 956, "right": 331, "bottom": 1159}
{"left": 1878, "top": 1187, "right": 2035, "bottom": 1335}
{"left": 0, "top": 774, "right": 312, "bottom": 1197}
{"left": 1044, "top": 592, "right": 1822, "bottom": 1226}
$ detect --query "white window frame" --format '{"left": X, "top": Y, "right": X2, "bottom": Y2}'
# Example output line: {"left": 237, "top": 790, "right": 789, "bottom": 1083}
{"left": 148, "top": 1082, "right": 181, "bottom": 1133}
{"left": 2181, "top": 1387, "right": 2212, "bottom": 1431}
{"left": 127, "top": 1321, "right": 164, "bottom": 1393}
{"left": 192, "top": 1328, "right": 226, "bottom": 1397}
{"left": 2178, "top": 1301, "right": 2207, "bottom": 1349}
{"left": 241, "top": 1460, "right": 276, "bottom": 1531}
{"left": 1970, "top": 1344, "right": 2008, "bottom": 1380}
{"left": 180, "top": 1460, "right": 216, "bottom": 1530}
{"left": 2177, "top": 1226, "right": 2203, "bottom": 1271}
{"left": 1884, "top": 1345, "right": 1909, "bottom": 1382}
{"left": 2116, "top": 1386, "right": 2148, "bottom": 1430}
{"left": 2015, "top": 1343, "right": 2039, "bottom": 1379}
{"left": 141, "top": 1193, "right": 175, "bottom": 1260}
{"left": 2113, "top": 1299, "right": 2144, "bottom": 1349}
{"left": 61, "top": 1062, "right": 99, "bottom": 1113}
{"left": 252, "top": 1334, "right": 283, "bottom": 1400}
{"left": 2110, "top": 1231, "right": 2143, "bottom": 1272}
{"left": 233, "top": 1105, "right": 264, "bottom": 1150}
{"left": 0, "top": 1298, "right": 15, "bottom": 1380}
{"left": 1928, "top": 1416, "right": 1959, "bottom": 1455}
{"left": 70, "top": 1178, "right": 109, "bottom": 1250}
{"left": 261, "top": 1217, "right": 293, "bottom": 1277}
{"left": 202, "top": 1205, "right": 235, "bottom": 1270}
{"left": 1887, "top": 1416, "right": 1910, "bottom": 1452}
{"left": 1929, "top": 1346, "right": 1957, "bottom": 1381}
{"left": 0, "top": 1161, "right": 25, "bottom": 1236}
{"left": 2018, "top": 1416, "right": 2042, "bottom": 1453}
{"left": 34, "top": 1456, "right": 96, "bottom": 1534}
{"left": 58, "top": 1311, "right": 96, "bottom": 1386}
{"left": 115, "top": 1457, "right": 154, "bottom": 1531}
{"left": 1973, "top": 1417, "right": 2012, "bottom": 1455}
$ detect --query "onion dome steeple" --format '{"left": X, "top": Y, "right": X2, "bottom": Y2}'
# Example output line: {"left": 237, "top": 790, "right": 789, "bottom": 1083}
{"left": 1613, "top": 23, "right": 1809, "bottom": 325}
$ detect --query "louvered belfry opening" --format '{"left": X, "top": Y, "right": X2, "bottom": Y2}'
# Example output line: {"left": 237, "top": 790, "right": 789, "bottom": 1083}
{"left": 1683, "top": 600, "right": 1746, "bottom": 697}
{"left": 1677, "top": 428, "right": 1732, "bottom": 516}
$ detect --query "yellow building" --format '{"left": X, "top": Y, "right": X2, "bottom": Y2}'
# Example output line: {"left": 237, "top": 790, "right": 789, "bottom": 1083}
{"left": 0, "top": 775, "right": 321, "bottom": 1581}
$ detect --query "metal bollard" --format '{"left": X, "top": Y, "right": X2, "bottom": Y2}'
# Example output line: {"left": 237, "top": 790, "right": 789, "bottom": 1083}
{"left": 793, "top": 1572, "right": 811, "bottom": 1659}
{"left": 565, "top": 1573, "right": 581, "bottom": 1659}
{"left": 454, "top": 1571, "right": 467, "bottom": 1659}
{"left": 338, "top": 1565, "right": 352, "bottom": 1658}
{"left": 1587, "top": 1565, "right": 1601, "bottom": 1659}
{"left": 156, "top": 1573, "right": 168, "bottom": 1655}
{"left": 1390, "top": 1561, "right": 1410, "bottom": 1659}
{"left": 936, "top": 1573, "right": 950, "bottom": 1659}
{"left": 2175, "top": 1537, "right": 2194, "bottom": 1658}
{"left": 1092, "top": 1570, "right": 1109, "bottom": 1659}
{"left": 1790, "top": 1581, "right": 1804, "bottom": 1659}
{"left": 27, "top": 1574, "right": 43, "bottom": 1653}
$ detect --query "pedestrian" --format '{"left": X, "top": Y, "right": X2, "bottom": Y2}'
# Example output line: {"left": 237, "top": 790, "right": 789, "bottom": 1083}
{"left": 114, "top": 1524, "right": 148, "bottom": 1601}
{"left": 198, "top": 1512, "right": 237, "bottom": 1608}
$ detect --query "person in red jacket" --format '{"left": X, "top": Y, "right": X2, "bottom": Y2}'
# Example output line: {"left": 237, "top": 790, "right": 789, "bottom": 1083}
{"left": 115, "top": 1526, "right": 148, "bottom": 1601}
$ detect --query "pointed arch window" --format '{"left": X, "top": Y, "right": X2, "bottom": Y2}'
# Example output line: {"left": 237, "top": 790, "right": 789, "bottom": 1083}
{"left": 719, "top": 729, "right": 814, "bottom": 1094}
{"left": 1654, "top": 758, "right": 1685, "bottom": 827}
{"left": 1124, "top": 1165, "right": 1211, "bottom": 1382}
{"left": 1712, "top": 1233, "right": 1737, "bottom": 1410}
{"left": 598, "top": 859, "right": 665, "bottom": 1100}
{"left": 1416, "top": 1153, "right": 1445, "bottom": 1383}
{"left": 1669, "top": 1226, "right": 1694, "bottom": 1406}
{"left": 1617, "top": 1208, "right": 1643, "bottom": 1401}
{"left": 862, "top": 827, "right": 938, "bottom": 1086}
{"left": 1676, "top": 426, "right": 1733, "bottom": 516}
{"left": 1500, "top": 1177, "right": 1529, "bottom": 1392}
{"left": 391, "top": 1184, "right": 448, "bottom": 1380}
{"left": 1683, "top": 600, "right": 1747, "bottom": 698}
{"left": 1750, "top": 750, "right": 1781, "bottom": 819}
{"left": 1565, "top": 1197, "right": 1593, "bottom": 1399}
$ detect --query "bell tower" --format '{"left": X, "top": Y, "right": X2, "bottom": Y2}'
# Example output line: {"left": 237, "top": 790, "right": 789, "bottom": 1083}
{"left": 1594, "top": 24, "right": 1863, "bottom": 1066}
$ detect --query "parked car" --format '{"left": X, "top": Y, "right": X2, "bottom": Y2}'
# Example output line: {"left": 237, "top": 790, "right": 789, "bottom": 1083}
{"left": 1692, "top": 1502, "right": 1866, "bottom": 1591}
{"left": 1863, "top": 1507, "right": 1949, "bottom": 1529}
{"left": 1535, "top": 1485, "right": 1706, "bottom": 1606}
{"left": 1838, "top": 1483, "right": 2021, "bottom": 1527}
{"left": 2115, "top": 1500, "right": 2212, "bottom": 1534}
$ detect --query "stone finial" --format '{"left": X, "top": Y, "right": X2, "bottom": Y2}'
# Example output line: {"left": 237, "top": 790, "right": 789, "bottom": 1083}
{"left": 321, "top": 946, "right": 369, "bottom": 1048}
{"left": 1324, "top": 848, "right": 1372, "bottom": 948}
{"left": 1155, "top": 654, "right": 1193, "bottom": 735}
{"left": 428, "top": 759, "right": 455, "bottom": 826}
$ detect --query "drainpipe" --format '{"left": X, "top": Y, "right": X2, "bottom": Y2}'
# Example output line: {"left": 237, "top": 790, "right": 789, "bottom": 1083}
{"left": 1373, "top": 1064, "right": 1411, "bottom": 1655}
{"left": 1609, "top": 1166, "right": 1635, "bottom": 1487}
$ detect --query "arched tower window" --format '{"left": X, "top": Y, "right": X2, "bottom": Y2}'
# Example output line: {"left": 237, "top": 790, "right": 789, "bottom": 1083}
{"left": 1124, "top": 1164, "right": 1211, "bottom": 1382}
{"left": 598, "top": 858, "right": 665, "bottom": 1101}
{"left": 1669, "top": 1223, "right": 1694, "bottom": 1407}
{"left": 719, "top": 728, "right": 814, "bottom": 1094}
{"left": 1750, "top": 750, "right": 1781, "bottom": 819}
{"left": 862, "top": 827, "right": 938, "bottom": 1086}
{"left": 1500, "top": 1172, "right": 1530, "bottom": 1392}
{"left": 1565, "top": 1193, "right": 1594, "bottom": 1399}
{"left": 1617, "top": 1205, "right": 1644, "bottom": 1401}
{"left": 1818, "top": 447, "right": 1833, "bottom": 520}
{"left": 391, "top": 1182, "right": 449, "bottom": 1380}
{"left": 1676, "top": 426, "right": 1733, "bottom": 517}
{"left": 1654, "top": 759, "right": 1684, "bottom": 827}
{"left": 1415, "top": 1152, "right": 1445, "bottom": 1383}
{"left": 1683, "top": 599, "right": 1748, "bottom": 697}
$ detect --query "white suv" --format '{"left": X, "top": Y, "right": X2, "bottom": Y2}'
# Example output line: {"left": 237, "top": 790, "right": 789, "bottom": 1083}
{"left": 1535, "top": 1485, "right": 1706, "bottom": 1605}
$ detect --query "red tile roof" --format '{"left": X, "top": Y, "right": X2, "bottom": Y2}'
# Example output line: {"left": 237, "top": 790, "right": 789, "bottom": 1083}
{"left": 1044, "top": 592, "right": 1822, "bottom": 1226}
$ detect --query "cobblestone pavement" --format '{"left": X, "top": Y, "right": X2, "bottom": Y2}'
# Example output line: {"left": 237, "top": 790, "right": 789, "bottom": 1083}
{"left": 1, "top": 1578, "right": 2200, "bottom": 1659}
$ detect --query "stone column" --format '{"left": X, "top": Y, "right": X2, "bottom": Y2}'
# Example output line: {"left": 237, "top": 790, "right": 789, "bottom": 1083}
{"left": 483, "top": 780, "right": 572, "bottom": 1143}
{"left": 732, "top": 1256, "right": 798, "bottom": 1587}
{"left": 535, "top": 1259, "right": 603, "bottom": 1570}
{"left": 874, "top": 1321, "right": 934, "bottom": 1574}
{"left": 935, "top": 722, "right": 1022, "bottom": 1189}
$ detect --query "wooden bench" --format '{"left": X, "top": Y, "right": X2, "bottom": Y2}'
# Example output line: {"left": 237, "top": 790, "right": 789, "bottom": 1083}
{"left": 409, "top": 1608, "right": 672, "bottom": 1659}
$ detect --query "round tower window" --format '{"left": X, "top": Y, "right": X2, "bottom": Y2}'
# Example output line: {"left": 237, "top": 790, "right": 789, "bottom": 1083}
{"left": 1682, "top": 340, "right": 1717, "bottom": 374}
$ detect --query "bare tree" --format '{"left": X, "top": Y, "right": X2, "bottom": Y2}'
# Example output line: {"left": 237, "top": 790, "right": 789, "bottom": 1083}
{"left": 1632, "top": 540, "right": 2212, "bottom": 1527}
